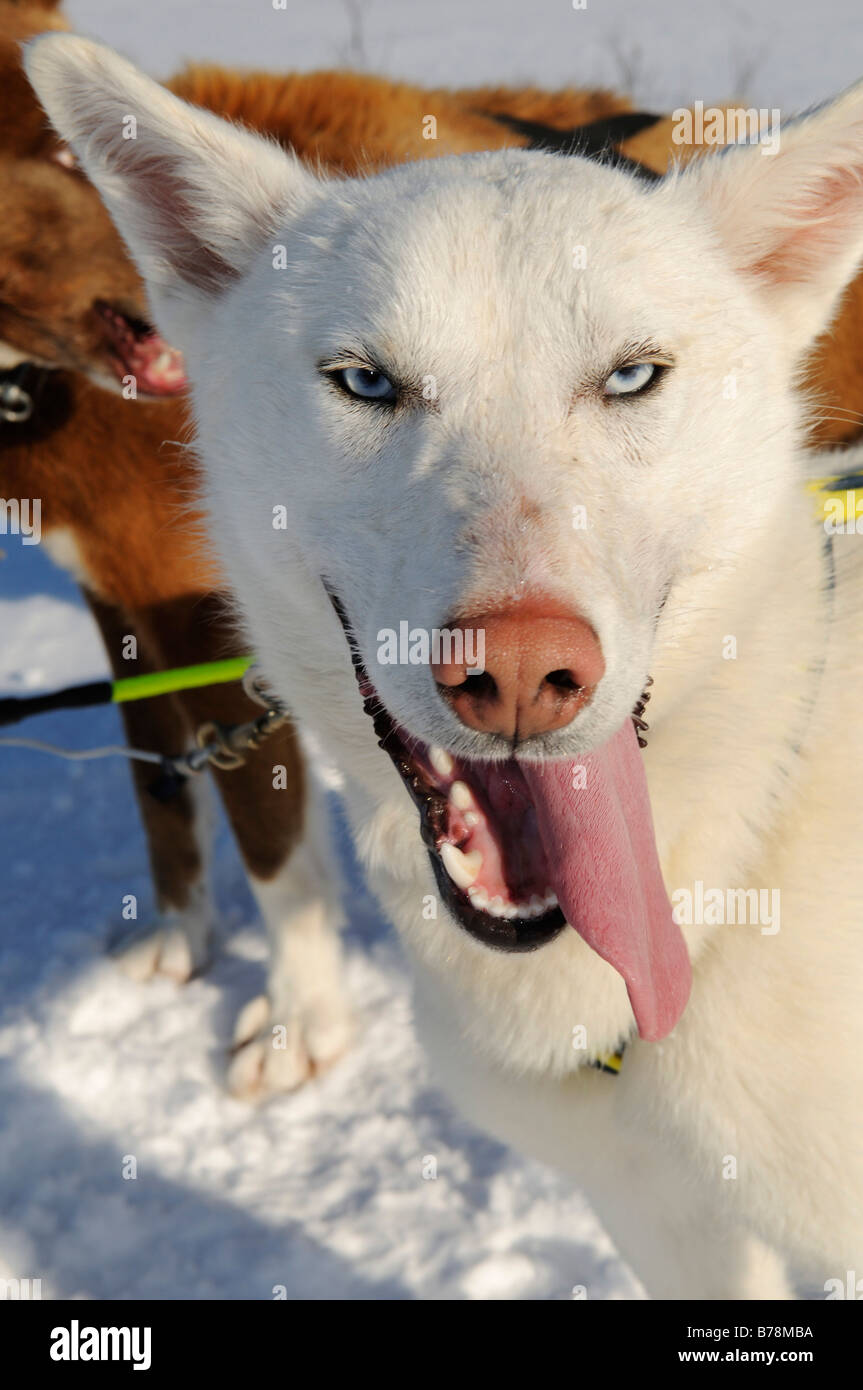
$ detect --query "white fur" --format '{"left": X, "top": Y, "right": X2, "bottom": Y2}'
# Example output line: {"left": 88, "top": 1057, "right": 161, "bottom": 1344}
{"left": 26, "top": 35, "right": 863, "bottom": 1297}
{"left": 229, "top": 770, "right": 354, "bottom": 1100}
{"left": 40, "top": 527, "right": 96, "bottom": 591}
{"left": 0, "top": 340, "right": 52, "bottom": 370}
{"left": 114, "top": 765, "right": 216, "bottom": 983}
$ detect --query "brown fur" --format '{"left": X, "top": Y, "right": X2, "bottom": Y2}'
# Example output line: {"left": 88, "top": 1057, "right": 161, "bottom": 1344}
{"left": 2, "top": 3, "right": 861, "bottom": 929}
{"left": 1, "top": 361, "right": 306, "bottom": 911}
{"left": 0, "top": 157, "right": 144, "bottom": 379}
{"left": 0, "top": 3, "right": 306, "bottom": 921}
{"left": 0, "top": 3, "right": 65, "bottom": 158}
{"left": 167, "top": 65, "right": 631, "bottom": 173}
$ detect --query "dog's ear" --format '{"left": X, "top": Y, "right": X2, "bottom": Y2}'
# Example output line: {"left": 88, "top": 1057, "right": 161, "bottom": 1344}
{"left": 682, "top": 81, "right": 863, "bottom": 353}
{"left": 24, "top": 34, "right": 317, "bottom": 344}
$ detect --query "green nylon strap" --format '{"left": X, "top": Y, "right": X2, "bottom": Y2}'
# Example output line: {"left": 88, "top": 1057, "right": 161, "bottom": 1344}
{"left": 111, "top": 656, "right": 254, "bottom": 704}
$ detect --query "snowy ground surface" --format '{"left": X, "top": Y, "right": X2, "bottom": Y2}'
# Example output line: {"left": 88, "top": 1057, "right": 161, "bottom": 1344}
{"left": 2, "top": 0, "right": 855, "bottom": 1300}
{"left": 1, "top": 541, "right": 639, "bottom": 1301}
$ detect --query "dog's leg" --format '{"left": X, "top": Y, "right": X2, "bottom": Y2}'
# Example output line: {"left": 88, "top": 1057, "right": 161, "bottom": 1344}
{"left": 113, "top": 768, "right": 216, "bottom": 983}
{"left": 224, "top": 751, "right": 354, "bottom": 1100}
{"left": 123, "top": 591, "right": 352, "bottom": 1090}
{"left": 86, "top": 594, "right": 216, "bottom": 982}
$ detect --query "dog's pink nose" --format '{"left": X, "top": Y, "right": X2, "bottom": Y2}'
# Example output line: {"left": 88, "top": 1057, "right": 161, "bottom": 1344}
{"left": 432, "top": 596, "right": 605, "bottom": 739}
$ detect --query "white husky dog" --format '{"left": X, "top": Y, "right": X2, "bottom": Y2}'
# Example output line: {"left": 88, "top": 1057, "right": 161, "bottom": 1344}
{"left": 26, "top": 35, "right": 863, "bottom": 1299}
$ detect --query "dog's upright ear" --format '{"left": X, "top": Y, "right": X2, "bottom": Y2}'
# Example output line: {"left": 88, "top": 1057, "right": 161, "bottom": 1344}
{"left": 24, "top": 35, "right": 318, "bottom": 344}
{"left": 681, "top": 80, "right": 863, "bottom": 353}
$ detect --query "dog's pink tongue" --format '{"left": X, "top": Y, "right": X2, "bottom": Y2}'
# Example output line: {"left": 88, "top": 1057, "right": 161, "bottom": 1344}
{"left": 523, "top": 720, "right": 690, "bottom": 1041}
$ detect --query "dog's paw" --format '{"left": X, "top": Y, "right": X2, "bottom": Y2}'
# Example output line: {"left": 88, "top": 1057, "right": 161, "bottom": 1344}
{"left": 227, "top": 991, "right": 354, "bottom": 1101}
{"left": 111, "top": 911, "right": 211, "bottom": 984}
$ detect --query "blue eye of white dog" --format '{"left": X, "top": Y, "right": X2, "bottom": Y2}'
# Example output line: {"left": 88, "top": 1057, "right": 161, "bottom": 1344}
{"left": 335, "top": 366, "right": 398, "bottom": 402}
{"left": 603, "top": 361, "right": 659, "bottom": 396}
{"left": 330, "top": 360, "right": 662, "bottom": 404}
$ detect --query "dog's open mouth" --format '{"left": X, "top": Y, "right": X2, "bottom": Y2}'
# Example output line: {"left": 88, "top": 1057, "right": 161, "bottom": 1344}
{"left": 331, "top": 592, "right": 692, "bottom": 1041}
{"left": 365, "top": 695, "right": 569, "bottom": 952}
{"left": 94, "top": 300, "right": 187, "bottom": 396}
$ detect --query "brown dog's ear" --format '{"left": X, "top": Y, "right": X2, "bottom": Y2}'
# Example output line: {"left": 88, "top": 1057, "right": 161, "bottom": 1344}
{"left": 24, "top": 34, "right": 319, "bottom": 348}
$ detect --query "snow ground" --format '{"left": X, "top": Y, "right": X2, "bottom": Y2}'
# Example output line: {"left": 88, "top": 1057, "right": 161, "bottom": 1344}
{"left": 2, "top": 0, "right": 856, "bottom": 1301}
{"left": 0, "top": 542, "right": 636, "bottom": 1301}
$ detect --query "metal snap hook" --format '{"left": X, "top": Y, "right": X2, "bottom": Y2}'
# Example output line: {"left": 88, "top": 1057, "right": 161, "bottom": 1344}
{"left": 0, "top": 382, "right": 34, "bottom": 423}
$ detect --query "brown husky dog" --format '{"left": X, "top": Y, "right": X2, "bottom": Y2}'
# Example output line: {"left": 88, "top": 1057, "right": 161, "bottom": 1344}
{"left": 2, "top": 0, "right": 860, "bottom": 1099}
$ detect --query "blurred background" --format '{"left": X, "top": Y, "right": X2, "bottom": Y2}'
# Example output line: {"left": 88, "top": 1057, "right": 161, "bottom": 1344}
{"left": 68, "top": 0, "right": 863, "bottom": 111}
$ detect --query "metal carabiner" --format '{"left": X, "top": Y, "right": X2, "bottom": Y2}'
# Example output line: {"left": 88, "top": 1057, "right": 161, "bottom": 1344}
{"left": 0, "top": 381, "right": 34, "bottom": 423}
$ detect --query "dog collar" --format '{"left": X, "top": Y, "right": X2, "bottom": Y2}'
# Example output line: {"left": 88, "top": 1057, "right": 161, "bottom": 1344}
{"left": 591, "top": 1048, "right": 625, "bottom": 1075}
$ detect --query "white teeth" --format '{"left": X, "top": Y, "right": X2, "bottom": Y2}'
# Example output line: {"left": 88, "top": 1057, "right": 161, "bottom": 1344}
{"left": 461, "top": 883, "right": 558, "bottom": 920}
{"left": 513, "top": 901, "right": 536, "bottom": 919}
{"left": 481, "top": 893, "right": 558, "bottom": 921}
{"left": 440, "top": 842, "right": 482, "bottom": 890}
{"left": 450, "top": 780, "right": 474, "bottom": 810}
{"left": 430, "top": 746, "right": 454, "bottom": 778}
{"left": 463, "top": 811, "right": 480, "bottom": 828}
{"left": 152, "top": 350, "right": 174, "bottom": 373}
{"left": 484, "top": 897, "right": 521, "bottom": 921}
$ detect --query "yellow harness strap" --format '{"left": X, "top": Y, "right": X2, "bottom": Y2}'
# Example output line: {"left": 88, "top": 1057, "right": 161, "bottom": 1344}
{"left": 807, "top": 470, "right": 863, "bottom": 525}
